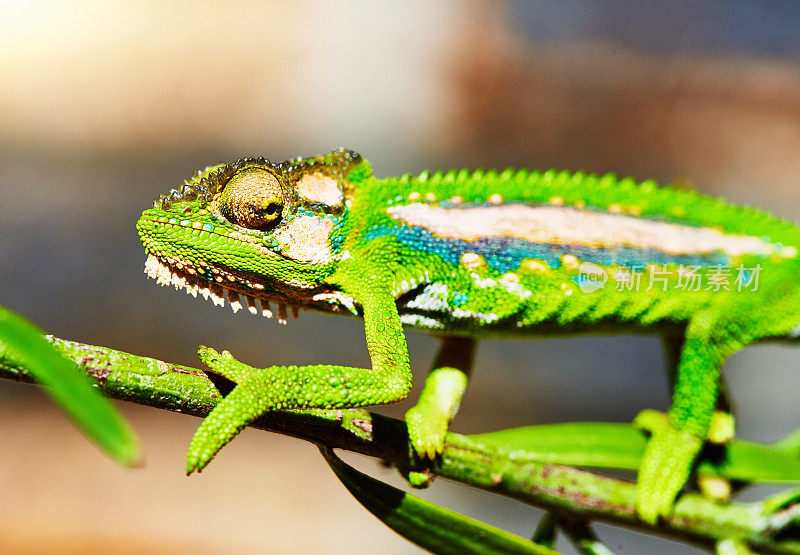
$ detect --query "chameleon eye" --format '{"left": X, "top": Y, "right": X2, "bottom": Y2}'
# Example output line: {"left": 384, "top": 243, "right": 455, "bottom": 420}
{"left": 219, "top": 167, "right": 284, "bottom": 230}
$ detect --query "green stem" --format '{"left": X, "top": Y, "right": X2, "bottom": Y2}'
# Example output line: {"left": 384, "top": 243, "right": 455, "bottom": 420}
{"left": 1, "top": 336, "right": 799, "bottom": 552}
{"left": 531, "top": 512, "right": 558, "bottom": 548}
{"left": 320, "top": 447, "right": 556, "bottom": 554}
{"left": 558, "top": 518, "right": 614, "bottom": 555}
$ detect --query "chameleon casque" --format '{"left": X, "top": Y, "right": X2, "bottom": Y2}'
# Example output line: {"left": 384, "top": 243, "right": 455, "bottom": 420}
{"left": 137, "top": 148, "right": 800, "bottom": 523}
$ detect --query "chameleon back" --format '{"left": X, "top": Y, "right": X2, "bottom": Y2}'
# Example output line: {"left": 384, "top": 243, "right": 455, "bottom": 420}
{"left": 336, "top": 162, "right": 800, "bottom": 339}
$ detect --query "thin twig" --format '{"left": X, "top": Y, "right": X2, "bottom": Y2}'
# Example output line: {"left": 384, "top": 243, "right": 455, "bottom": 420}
{"left": 1, "top": 336, "right": 799, "bottom": 552}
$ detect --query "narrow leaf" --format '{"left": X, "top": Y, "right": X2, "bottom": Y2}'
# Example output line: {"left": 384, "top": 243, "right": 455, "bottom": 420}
{"left": 467, "top": 422, "right": 800, "bottom": 483}
{"left": 320, "top": 447, "right": 556, "bottom": 555}
{"left": 0, "top": 306, "right": 139, "bottom": 465}
{"left": 468, "top": 422, "right": 645, "bottom": 469}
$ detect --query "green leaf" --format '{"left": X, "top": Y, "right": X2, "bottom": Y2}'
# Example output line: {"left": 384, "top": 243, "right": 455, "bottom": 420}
{"left": 0, "top": 306, "right": 139, "bottom": 465}
{"left": 320, "top": 447, "right": 556, "bottom": 555}
{"left": 700, "top": 439, "right": 800, "bottom": 483}
{"left": 775, "top": 429, "right": 800, "bottom": 454}
{"left": 468, "top": 422, "right": 646, "bottom": 469}
{"left": 467, "top": 422, "right": 800, "bottom": 483}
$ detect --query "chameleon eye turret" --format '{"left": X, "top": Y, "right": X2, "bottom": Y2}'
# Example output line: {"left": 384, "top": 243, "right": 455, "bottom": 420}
{"left": 218, "top": 167, "right": 284, "bottom": 230}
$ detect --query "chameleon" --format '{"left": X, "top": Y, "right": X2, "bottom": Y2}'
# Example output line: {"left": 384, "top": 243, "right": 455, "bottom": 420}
{"left": 136, "top": 148, "right": 800, "bottom": 523}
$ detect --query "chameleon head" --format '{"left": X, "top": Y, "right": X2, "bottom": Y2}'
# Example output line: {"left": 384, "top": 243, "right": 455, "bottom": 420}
{"left": 136, "top": 149, "right": 368, "bottom": 320}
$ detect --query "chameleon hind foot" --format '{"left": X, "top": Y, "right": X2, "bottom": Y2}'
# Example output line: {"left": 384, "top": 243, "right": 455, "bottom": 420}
{"left": 634, "top": 410, "right": 703, "bottom": 523}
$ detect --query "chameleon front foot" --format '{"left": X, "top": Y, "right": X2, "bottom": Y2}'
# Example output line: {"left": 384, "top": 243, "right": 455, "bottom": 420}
{"left": 634, "top": 410, "right": 703, "bottom": 523}
{"left": 188, "top": 346, "right": 268, "bottom": 474}
{"left": 189, "top": 342, "right": 415, "bottom": 474}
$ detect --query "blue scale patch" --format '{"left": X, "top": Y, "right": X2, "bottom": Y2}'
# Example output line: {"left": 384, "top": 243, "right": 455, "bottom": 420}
{"left": 330, "top": 232, "right": 345, "bottom": 253}
{"left": 364, "top": 225, "right": 729, "bottom": 274}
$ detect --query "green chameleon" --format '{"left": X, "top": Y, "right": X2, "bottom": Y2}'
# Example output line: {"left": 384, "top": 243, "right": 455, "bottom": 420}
{"left": 137, "top": 148, "right": 800, "bottom": 523}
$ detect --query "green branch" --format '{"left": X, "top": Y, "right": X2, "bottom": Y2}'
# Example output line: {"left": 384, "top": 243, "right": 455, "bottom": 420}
{"left": 2, "top": 336, "right": 800, "bottom": 552}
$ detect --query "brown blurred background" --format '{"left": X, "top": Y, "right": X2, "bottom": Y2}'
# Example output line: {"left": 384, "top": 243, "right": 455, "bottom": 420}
{"left": 2, "top": 1, "right": 800, "bottom": 553}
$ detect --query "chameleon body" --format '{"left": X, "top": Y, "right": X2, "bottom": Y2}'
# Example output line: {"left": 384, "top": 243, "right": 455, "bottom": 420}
{"left": 137, "top": 149, "right": 800, "bottom": 523}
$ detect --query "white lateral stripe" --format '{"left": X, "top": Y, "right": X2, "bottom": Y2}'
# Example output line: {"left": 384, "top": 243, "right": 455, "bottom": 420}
{"left": 387, "top": 204, "right": 777, "bottom": 257}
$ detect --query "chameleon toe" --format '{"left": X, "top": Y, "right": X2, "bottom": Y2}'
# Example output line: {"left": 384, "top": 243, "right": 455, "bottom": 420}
{"left": 405, "top": 405, "right": 447, "bottom": 460}
{"left": 636, "top": 420, "right": 704, "bottom": 523}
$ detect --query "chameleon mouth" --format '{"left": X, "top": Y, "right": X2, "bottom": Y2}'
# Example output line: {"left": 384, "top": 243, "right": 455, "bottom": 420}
{"left": 144, "top": 254, "right": 298, "bottom": 324}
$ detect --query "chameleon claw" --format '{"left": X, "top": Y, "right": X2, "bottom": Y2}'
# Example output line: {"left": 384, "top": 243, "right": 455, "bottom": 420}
{"left": 708, "top": 411, "right": 735, "bottom": 444}
{"left": 698, "top": 474, "right": 731, "bottom": 502}
{"left": 186, "top": 450, "right": 203, "bottom": 475}
{"left": 632, "top": 408, "right": 667, "bottom": 431}
{"left": 197, "top": 345, "right": 221, "bottom": 366}
{"left": 186, "top": 422, "right": 220, "bottom": 475}
{"left": 407, "top": 470, "right": 435, "bottom": 489}
{"left": 197, "top": 345, "right": 258, "bottom": 384}
{"left": 405, "top": 404, "right": 447, "bottom": 461}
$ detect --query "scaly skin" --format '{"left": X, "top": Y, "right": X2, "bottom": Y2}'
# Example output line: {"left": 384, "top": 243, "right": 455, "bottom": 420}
{"left": 137, "top": 148, "right": 800, "bottom": 523}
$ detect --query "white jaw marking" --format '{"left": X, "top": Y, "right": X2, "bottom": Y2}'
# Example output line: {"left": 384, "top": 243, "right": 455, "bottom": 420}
{"left": 144, "top": 254, "right": 294, "bottom": 324}
{"left": 387, "top": 204, "right": 782, "bottom": 258}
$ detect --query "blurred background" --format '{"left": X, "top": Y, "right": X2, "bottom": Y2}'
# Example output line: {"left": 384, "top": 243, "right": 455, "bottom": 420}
{"left": 2, "top": 1, "right": 800, "bottom": 553}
